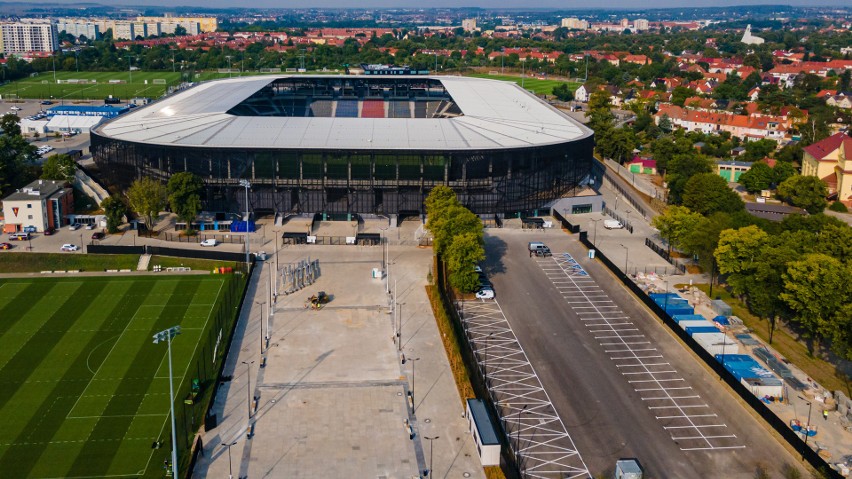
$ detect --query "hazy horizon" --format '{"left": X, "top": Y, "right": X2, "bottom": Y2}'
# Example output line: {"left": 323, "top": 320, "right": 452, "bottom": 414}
{"left": 2, "top": 0, "right": 850, "bottom": 9}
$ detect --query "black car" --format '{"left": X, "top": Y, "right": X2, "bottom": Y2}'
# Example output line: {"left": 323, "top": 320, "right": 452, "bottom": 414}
{"left": 40, "top": 100, "right": 53, "bottom": 105}
{"left": 91, "top": 231, "right": 105, "bottom": 240}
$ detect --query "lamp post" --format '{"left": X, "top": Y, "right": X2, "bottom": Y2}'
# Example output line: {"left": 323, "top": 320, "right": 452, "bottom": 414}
{"left": 424, "top": 435, "right": 439, "bottom": 477}
{"left": 797, "top": 396, "right": 813, "bottom": 458}
{"left": 239, "top": 179, "right": 251, "bottom": 272}
{"left": 408, "top": 357, "right": 420, "bottom": 410}
{"left": 255, "top": 301, "right": 265, "bottom": 353}
{"left": 590, "top": 218, "right": 601, "bottom": 247}
{"left": 153, "top": 326, "right": 181, "bottom": 479}
{"left": 620, "top": 243, "right": 629, "bottom": 276}
{"left": 52, "top": 53, "right": 56, "bottom": 84}
{"left": 483, "top": 332, "right": 493, "bottom": 386}
{"left": 242, "top": 360, "right": 255, "bottom": 418}
{"left": 225, "top": 55, "right": 232, "bottom": 78}
{"left": 221, "top": 440, "right": 238, "bottom": 479}
{"left": 516, "top": 404, "right": 528, "bottom": 473}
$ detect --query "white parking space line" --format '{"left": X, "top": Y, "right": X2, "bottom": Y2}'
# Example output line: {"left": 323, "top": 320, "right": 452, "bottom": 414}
{"left": 538, "top": 253, "right": 745, "bottom": 452}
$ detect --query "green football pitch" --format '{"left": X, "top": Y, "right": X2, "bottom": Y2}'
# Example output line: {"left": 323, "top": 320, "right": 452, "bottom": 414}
{"left": 0, "top": 70, "right": 282, "bottom": 101}
{"left": 0, "top": 274, "right": 239, "bottom": 478}
{"left": 467, "top": 72, "right": 580, "bottom": 96}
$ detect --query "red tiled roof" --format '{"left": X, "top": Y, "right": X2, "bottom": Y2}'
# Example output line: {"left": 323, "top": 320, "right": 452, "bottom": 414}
{"left": 803, "top": 132, "right": 851, "bottom": 160}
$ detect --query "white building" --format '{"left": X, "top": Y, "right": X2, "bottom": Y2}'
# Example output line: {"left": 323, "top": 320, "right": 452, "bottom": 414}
{"left": 0, "top": 21, "right": 58, "bottom": 54}
{"left": 2, "top": 179, "right": 74, "bottom": 233}
{"left": 634, "top": 19, "right": 650, "bottom": 31}
{"left": 462, "top": 18, "right": 478, "bottom": 32}
{"left": 57, "top": 19, "right": 100, "bottom": 40}
{"left": 741, "top": 25, "right": 764, "bottom": 45}
{"left": 561, "top": 17, "right": 589, "bottom": 30}
{"left": 112, "top": 23, "right": 135, "bottom": 40}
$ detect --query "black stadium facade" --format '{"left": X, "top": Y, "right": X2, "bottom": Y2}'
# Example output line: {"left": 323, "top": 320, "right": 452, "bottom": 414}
{"left": 91, "top": 75, "right": 594, "bottom": 218}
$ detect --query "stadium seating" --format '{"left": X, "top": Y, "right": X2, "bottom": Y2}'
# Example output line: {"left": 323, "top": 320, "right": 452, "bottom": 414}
{"left": 335, "top": 100, "right": 359, "bottom": 118}
{"left": 361, "top": 100, "right": 385, "bottom": 118}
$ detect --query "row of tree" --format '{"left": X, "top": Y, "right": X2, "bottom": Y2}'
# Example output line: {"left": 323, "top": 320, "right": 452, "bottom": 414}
{"left": 425, "top": 186, "right": 485, "bottom": 293}
{"left": 651, "top": 201, "right": 852, "bottom": 359}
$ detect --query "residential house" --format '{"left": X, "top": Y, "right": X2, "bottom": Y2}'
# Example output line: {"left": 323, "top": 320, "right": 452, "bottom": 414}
{"left": 801, "top": 132, "right": 852, "bottom": 204}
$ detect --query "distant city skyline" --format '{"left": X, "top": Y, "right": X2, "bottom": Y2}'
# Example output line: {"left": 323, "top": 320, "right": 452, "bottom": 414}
{"left": 4, "top": 0, "right": 850, "bottom": 9}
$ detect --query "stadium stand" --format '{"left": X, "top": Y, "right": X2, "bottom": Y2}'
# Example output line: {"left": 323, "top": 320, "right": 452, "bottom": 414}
{"left": 361, "top": 100, "right": 385, "bottom": 118}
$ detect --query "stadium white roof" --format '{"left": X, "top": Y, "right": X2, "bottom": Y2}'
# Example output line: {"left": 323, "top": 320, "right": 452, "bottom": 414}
{"left": 95, "top": 75, "right": 592, "bottom": 151}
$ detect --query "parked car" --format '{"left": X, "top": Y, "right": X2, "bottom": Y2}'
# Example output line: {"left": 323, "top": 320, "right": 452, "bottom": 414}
{"left": 84, "top": 224, "right": 95, "bottom": 230}
{"left": 475, "top": 287, "right": 495, "bottom": 300}
{"left": 200, "top": 239, "right": 218, "bottom": 247}
{"left": 91, "top": 232, "right": 104, "bottom": 240}
{"left": 0, "top": 243, "right": 12, "bottom": 250}
{"left": 10, "top": 106, "right": 22, "bottom": 111}
{"left": 40, "top": 100, "right": 53, "bottom": 105}
{"left": 604, "top": 220, "right": 624, "bottom": 230}
{"left": 68, "top": 223, "right": 81, "bottom": 230}
{"left": 60, "top": 244, "right": 79, "bottom": 252}
{"left": 43, "top": 227, "right": 55, "bottom": 236}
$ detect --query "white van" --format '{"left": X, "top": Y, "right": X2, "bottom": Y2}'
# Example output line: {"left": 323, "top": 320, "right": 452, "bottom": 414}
{"left": 604, "top": 220, "right": 624, "bottom": 229}
{"left": 9, "top": 232, "right": 30, "bottom": 241}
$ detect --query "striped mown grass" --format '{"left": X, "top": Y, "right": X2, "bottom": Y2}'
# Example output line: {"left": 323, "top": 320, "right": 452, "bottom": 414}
{"left": 0, "top": 274, "right": 237, "bottom": 478}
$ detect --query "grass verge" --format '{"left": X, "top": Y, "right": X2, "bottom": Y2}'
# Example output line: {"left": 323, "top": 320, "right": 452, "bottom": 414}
{"left": 0, "top": 252, "right": 139, "bottom": 272}
{"left": 467, "top": 72, "right": 580, "bottom": 96}
{"left": 426, "top": 283, "right": 475, "bottom": 404}
{"left": 695, "top": 284, "right": 850, "bottom": 395}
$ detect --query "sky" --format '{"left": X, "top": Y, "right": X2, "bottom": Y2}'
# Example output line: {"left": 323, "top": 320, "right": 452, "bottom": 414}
{"left": 6, "top": 0, "right": 851, "bottom": 8}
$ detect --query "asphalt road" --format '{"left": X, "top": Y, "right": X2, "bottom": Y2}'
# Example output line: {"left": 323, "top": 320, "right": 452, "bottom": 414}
{"left": 482, "top": 228, "right": 805, "bottom": 478}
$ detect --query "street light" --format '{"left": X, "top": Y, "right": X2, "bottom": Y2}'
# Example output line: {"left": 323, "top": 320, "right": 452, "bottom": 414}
{"left": 797, "top": 396, "right": 813, "bottom": 458}
{"left": 408, "top": 357, "right": 420, "bottom": 410}
{"left": 153, "top": 326, "right": 181, "bottom": 479}
{"left": 590, "top": 218, "right": 601, "bottom": 247}
{"left": 483, "top": 332, "right": 493, "bottom": 386}
{"left": 516, "top": 404, "right": 528, "bottom": 473}
{"left": 424, "top": 436, "right": 439, "bottom": 477}
{"left": 255, "top": 301, "right": 265, "bottom": 354}
{"left": 620, "top": 243, "right": 629, "bottom": 276}
{"left": 220, "top": 440, "right": 238, "bottom": 479}
{"left": 242, "top": 360, "right": 255, "bottom": 418}
{"left": 239, "top": 179, "right": 251, "bottom": 272}
{"left": 225, "top": 55, "right": 232, "bottom": 78}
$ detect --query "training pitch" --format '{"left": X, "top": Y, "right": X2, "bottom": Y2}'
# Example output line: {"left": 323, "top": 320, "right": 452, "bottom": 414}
{"left": 0, "top": 275, "right": 232, "bottom": 478}
{"left": 0, "top": 70, "right": 284, "bottom": 101}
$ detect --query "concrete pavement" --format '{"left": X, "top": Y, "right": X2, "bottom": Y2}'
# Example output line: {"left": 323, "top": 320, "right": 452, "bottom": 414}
{"left": 191, "top": 222, "right": 485, "bottom": 479}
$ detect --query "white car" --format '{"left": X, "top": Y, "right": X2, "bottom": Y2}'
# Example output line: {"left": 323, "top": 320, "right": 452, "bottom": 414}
{"left": 475, "top": 287, "right": 495, "bottom": 300}
{"left": 84, "top": 224, "right": 95, "bottom": 230}
{"left": 68, "top": 223, "right": 81, "bottom": 230}
{"left": 60, "top": 244, "right": 79, "bottom": 252}
{"left": 10, "top": 106, "right": 22, "bottom": 111}
{"left": 200, "top": 239, "right": 218, "bottom": 247}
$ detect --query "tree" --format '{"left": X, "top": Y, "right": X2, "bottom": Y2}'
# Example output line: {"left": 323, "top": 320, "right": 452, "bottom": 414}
{"left": 0, "top": 133, "right": 38, "bottom": 195}
{"left": 670, "top": 87, "right": 693, "bottom": 107}
{"left": 101, "top": 195, "right": 127, "bottom": 233}
{"left": 126, "top": 177, "right": 166, "bottom": 231}
{"left": 552, "top": 83, "right": 574, "bottom": 101}
{"left": 772, "top": 161, "right": 796, "bottom": 186}
{"left": 742, "top": 138, "right": 777, "bottom": 162}
{"left": 167, "top": 172, "right": 204, "bottom": 230}
{"left": 776, "top": 175, "right": 828, "bottom": 214}
{"left": 683, "top": 173, "right": 744, "bottom": 216}
{"left": 432, "top": 204, "right": 482, "bottom": 257}
{"left": 0, "top": 113, "right": 21, "bottom": 136}
{"left": 651, "top": 205, "right": 702, "bottom": 254}
{"left": 445, "top": 232, "right": 486, "bottom": 292}
{"left": 682, "top": 212, "right": 734, "bottom": 272}
{"left": 781, "top": 254, "right": 851, "bottom": 352}
{"left": 714, "top": 225, "right": 769, "bottom": 295}
{"left": 746, "top": 243, "right": 797, "bottom": 344}
{"left": 665, "top": 154, "right": 714, "bottom": 205}
{"left": 40, "top": 154, "right": 77, "bottom": 183}
{"left": 737, "top": 162, "right": 774, "bottom": 193}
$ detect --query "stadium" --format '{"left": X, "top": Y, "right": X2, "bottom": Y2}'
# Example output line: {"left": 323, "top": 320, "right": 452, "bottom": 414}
{"left": 90, "top": 75, "right": 594, "bottom": 218}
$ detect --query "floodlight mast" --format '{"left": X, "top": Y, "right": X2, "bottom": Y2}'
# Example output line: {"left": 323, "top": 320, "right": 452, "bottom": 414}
{"left": 153, "top": 326, "right": 181, "bottom": 479}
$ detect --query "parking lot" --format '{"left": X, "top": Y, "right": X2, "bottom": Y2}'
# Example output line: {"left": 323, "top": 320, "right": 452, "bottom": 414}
{"left": 479, "top": 228, "right": 806, "bottom": 477}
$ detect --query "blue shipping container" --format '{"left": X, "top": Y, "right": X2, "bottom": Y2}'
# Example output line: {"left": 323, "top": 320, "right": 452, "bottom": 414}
{"left": 686, "top": 326, "right": 721, "bottom": 335}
